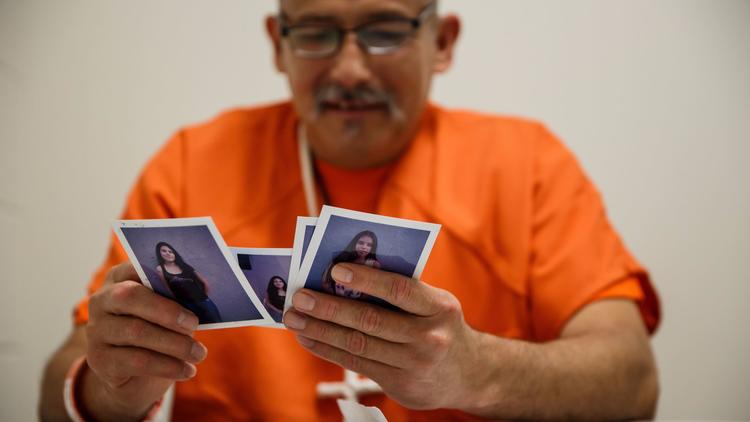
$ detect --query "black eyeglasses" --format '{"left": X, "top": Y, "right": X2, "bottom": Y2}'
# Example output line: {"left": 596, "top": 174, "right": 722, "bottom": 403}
{"left": 279, "top": 2, "right": 436, "bottom": 59}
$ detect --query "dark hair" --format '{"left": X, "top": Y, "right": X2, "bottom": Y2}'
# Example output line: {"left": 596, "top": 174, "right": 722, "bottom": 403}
{"left": 155, "top": 241, "right": 194, "bottom": 272}
{"left": 321, "top": 231, "right": 379, "bottom": 294}
{"left": 266, "top": 276, "right": 287, "bottom": 309}
{"left": 343, "top": 230, "right": 378, "bottom": 261}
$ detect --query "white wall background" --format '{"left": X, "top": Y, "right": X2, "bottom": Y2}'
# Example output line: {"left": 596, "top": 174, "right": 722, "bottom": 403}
{"left": 1, "top": 1, "right": 748, "bottom": 420}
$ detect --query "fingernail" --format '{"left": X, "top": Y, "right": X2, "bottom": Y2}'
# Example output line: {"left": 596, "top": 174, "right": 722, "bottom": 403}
{"left": 297, "top": 335, "right": 315, "bottom": 347}
{"left": 284, "top": 312, "right": 307, "bottom": 330}
{"left": 294, "top": 292, "right": 316, "bottom": 311}
{"left": 191, "top": 342, "right": 207, "bottom": 362}
{"left": 332, "top": 265, "right": 353, "bottom": 283}
{"left": 177, "top": 311, "right": 199, "bottom": 331}
{"left": 183, "top": 363, "right": 197, "bottom": 379}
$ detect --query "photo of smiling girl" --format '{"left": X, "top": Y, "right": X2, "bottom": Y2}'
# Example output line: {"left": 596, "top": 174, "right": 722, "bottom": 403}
{"left": 154, "top": 241, "right": 223, "bottom": 324}
{"left": 321, "top": 230, "right": 381, "bottom": 299}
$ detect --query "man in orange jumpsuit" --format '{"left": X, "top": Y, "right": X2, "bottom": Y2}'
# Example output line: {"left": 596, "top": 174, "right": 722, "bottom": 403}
{"left": 40, "top": 1, "right": 660, "bottom": 420}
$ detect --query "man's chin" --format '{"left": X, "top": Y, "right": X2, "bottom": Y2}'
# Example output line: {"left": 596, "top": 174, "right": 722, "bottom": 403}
{"left": 314, "top": 114, "right": 390, "bottom": 142}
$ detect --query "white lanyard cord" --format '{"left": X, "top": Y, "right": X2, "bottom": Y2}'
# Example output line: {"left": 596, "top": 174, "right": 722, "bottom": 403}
{"left": 298, "top": 124, "right": 319, "bottom": 217}
{"left": 297, "top": 124, "right": 383, "bottom": 400}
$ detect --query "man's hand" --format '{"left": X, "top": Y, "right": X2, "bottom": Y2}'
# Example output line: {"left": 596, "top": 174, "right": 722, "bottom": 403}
{"left": 83, "top": 263, "right": 207, "bottom": 420}
{"left": 285, "top": 263, "right": 658, "bottom": 420}
{"left": 283, "top": 263, "right": 483, "bottom": 410}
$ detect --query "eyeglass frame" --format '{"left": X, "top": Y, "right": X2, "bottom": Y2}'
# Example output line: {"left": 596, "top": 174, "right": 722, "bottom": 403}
{"left": 278, "top": 2, "right": 437, "bottom": 59}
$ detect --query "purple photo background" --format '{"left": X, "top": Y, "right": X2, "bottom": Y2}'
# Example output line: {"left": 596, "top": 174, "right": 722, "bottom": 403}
{"left": 121, "top": 225, "right": 264, "bottom": 322}
{"left": 301, "top": 224, "right": 315, "bottom": 268}
{"left": 302, "top": 215, "right": 430, "bottom": 303}
{"left": 239, "top": 254, "right": 291, "bottom": 323}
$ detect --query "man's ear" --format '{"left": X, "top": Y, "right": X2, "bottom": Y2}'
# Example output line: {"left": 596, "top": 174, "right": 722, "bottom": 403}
{"left": 265, "top": 15, "right": 286, "bottom": 73}
{"left": 433, "top": 14, "right": 461, "bottom": 74}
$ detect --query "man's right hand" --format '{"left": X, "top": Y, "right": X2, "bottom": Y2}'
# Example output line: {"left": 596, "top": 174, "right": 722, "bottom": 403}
{"left": 82, "top": 262, "right": 207, "bottom": 420}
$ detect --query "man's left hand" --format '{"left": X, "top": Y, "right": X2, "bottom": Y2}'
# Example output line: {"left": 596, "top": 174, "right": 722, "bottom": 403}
{"left": 283, "top": 263, "right": 483, "bottom": 410}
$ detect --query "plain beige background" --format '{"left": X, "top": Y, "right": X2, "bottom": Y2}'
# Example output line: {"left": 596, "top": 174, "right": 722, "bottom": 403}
{"left": 2, "top": 1, "right": 749, "bottom": 420}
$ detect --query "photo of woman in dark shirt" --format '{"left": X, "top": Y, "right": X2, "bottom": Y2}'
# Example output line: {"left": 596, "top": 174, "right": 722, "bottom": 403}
{"left": 321, "top": 230, "right": 381, "bottom": 299}
{"left": 154, "top": 241, "right": 222, "bottom": 324}
{"left": 263, "top": 275, "right": 287, "bottom": 321}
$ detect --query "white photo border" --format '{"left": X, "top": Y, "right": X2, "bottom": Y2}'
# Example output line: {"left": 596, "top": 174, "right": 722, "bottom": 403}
{"left": 290, "top": 206, "right": 441, "bottom": 305}
{"left": 112, "top": 217, "right": 274, "bottom": 330}
{"left": 287, "top": 217, "right": 318, "bottom": 313}
{"left": 231, "top": 247, "right": 292, "bottom": 329}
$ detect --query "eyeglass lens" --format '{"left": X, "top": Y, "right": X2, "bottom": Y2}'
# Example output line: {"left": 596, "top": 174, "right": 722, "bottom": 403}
{"left": 288, "top": 19, "right": 416, "bottom": 57}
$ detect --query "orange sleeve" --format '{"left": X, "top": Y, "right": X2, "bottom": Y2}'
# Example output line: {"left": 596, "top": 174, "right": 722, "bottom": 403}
{"left": 528, "top": 126, "right": 660, "bottom": 341}
{"left": 72, "top": 131, "right": 186, "bottom": 325}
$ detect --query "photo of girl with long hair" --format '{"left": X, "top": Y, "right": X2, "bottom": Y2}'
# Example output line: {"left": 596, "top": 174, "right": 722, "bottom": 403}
{"left": 263, "top": 275, "right": 287, "bottom": 320}
{"left": 154, "top": 241, "right": 223, "bottom": 324}
{"left": 321, "top": 230, "right": 381, "bottom": 299}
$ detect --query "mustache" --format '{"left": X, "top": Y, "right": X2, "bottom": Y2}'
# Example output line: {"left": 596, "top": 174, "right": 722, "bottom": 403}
{"left": 313, "top": 84, "right": 404, "bottom": 121}
{"left": 315, "top": 84, "right": 392, "bottom": 105}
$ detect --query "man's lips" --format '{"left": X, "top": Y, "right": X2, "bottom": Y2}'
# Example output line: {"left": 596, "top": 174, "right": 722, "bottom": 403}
{"left": 320, "top": 100, "right": 387, "bottom": 113}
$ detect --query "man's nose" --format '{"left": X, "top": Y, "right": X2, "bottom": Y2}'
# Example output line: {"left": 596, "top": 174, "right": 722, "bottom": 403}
{"left": 328, "top": 32, "right": 373, "bottom": 88}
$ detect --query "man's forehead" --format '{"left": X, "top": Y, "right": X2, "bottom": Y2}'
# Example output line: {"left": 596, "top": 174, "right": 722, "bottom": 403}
{"left": 279, "top": 0, "right": 431, "bottom": 20}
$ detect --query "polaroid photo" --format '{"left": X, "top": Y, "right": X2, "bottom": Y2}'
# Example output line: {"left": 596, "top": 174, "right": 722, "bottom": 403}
{"left": 231, "top": 247, "right": 292, "bottom": 329}
{"left": 286, "top": 217, "right": 318, "bottom": 313}
{"left": 291, "top": 206, "right": 441, "bottom": 309}
{"left": 113, "top": 217, "right": 274, "bottom": 330}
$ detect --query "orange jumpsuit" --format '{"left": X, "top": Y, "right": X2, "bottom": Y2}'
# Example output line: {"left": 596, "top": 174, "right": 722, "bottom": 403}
{"left": 74, "top": 102, "right": 660, "bottom": 421}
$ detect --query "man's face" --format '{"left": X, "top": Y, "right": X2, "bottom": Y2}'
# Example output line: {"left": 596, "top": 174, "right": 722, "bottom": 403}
{"left": 268, "top": 0, "right": 457, "bottom": 168}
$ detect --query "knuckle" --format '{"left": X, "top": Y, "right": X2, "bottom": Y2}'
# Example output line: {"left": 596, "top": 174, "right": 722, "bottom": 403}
{"left": 425, "top": 329, "right": 451, "bottom": 350}
{"left": 439, "top": 291, "right": 462, "bottom": 315}
{"left": 346, "top": 331, "right": 367, "bottom": 356}
{"left": 321, "top": 300, "right": 340, "bottom": 321}
{"left": 388, "top": 276, "right": 412, "bottom": 304}
{"left": 357, "top": 306, "right": 383, "bottom": 335}
{"left": 122, "top": 319, "right": 147, "bottom": 342}
{"left": 343, "top": 353, "right": 363, "bottom": 373}
{"left": 314, "top": 321, "right": 334, "bottom": 341}
{"left": 110, "top": 282, "right": 138, "bottom": 309}
{"left": 126, "top": 351, "right": 151, "bottom": 373}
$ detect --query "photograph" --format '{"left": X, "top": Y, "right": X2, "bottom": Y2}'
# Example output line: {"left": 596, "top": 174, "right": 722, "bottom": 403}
{"left": 113, "top": 218, "right": 273, "bottom": 329}
{"left": 232, "top": 247, "right": 292, "bottom": 328}
{"left": 287, "top": 217, "right": 318, "bottom": 313}
{"left": 292, "top": 206, "right": 441, "bottom": 309}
